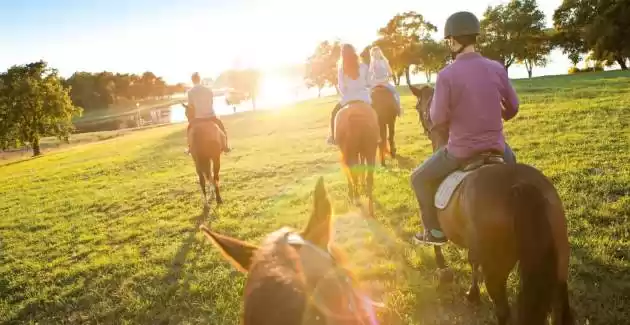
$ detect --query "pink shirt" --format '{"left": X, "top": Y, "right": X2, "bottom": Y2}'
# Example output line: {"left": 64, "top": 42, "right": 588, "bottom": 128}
{"left": 430, "top": 52, "right": 519, "bottom": 159}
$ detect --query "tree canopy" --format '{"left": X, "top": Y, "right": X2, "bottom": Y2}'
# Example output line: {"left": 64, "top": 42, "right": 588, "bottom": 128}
{"left": 304, "top": 40, "right": 341, "bottom": 97}
{"left": 217, "top": 69, "right": 261, "bottom": 109}
{"left": 64, "top": 71, "right": 186, "bottom": 112}
{"left": 0, "top": 61, "right": 82, "bottom": 156}
{"left": 553, "top": 0, "right": 630, "bottom": 70}
{"left": 478, "top": 0, "right": 549, "bottom": 75}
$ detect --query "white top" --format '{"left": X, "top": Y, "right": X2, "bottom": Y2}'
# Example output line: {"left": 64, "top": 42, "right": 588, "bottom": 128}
{"left": 337, "top": 63, "right": 371, "bottom": 106}
{"left": 369, "top": 59, "right": 392, "bottom": 85}
{"left": 187, "top": 84, "right": 215, "bottom": 118}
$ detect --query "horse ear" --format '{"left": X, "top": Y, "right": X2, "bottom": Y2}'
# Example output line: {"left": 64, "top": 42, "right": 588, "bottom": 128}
{"left": 302, "top": 177, "right": 333, "bottom": 248}
{"left": 409, "top": 85, "right": 423, "bottom": 99}
{"left": 200, "top": 226, "right": 259, "bottom": 273}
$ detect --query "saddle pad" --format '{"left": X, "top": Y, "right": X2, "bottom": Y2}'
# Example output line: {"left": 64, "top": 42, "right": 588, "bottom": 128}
{"left": 434, "top": 170, "right": 474, "bottom": 210}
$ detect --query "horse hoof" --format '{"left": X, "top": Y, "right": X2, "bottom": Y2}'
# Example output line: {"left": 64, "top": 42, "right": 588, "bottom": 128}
{"left": 438, "top": 268, "right": 454, "bottom": 285}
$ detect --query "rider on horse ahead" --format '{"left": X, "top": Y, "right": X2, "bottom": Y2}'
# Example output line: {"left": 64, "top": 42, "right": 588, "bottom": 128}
{"left": 184, "top": 72, "right": 230, "bottom": 154}
{"left": 368, "top": 46, "right": 402, "bottom": 116}
{"left": 327, "top": 44, "right": 372, "bottom": 145}
{"left": 411, "top": 11, "right": 519, "bottom": 245}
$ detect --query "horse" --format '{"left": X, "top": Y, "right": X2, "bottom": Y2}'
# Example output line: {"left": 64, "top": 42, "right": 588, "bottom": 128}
{"left": 371, "top": 86, "right": 398, "bottom": 166}
{"left": 184, "top": 104, "right": 225, "bottom": 213}
{"left": 200, "top": 177, "right": 379, "bottom": 325}
{"left": 333, "top": 101, "right": 380, "bottom": 215}
{"left": 409, "top": 85, "right": 574, "bottom": 325}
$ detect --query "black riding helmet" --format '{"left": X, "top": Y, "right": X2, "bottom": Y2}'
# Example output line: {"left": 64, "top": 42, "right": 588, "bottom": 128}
{"left": 443, "top": 11, "right": 480, "bottom": 39}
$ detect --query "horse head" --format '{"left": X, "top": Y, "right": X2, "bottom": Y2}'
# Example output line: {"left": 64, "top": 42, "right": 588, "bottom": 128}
{"left": 201, "top": 177, "right": 378, "bottom": 325}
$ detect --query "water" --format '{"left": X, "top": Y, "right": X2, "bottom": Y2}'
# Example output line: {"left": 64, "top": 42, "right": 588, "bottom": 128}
{"left": 168, "top": 74, "right": 337, "bottom": 123}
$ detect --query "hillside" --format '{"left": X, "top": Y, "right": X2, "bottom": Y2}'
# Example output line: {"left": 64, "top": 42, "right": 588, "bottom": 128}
{"left": 0, "top": 71, "right": 628, "bottom": 325}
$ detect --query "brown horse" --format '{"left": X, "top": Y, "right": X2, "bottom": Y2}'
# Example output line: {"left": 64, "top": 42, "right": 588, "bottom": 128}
{"left": 371, "top": 86, "right": 398, "bottom": 166}
{"left": 409, "top": 85, "right": 574, "bottom": 325}
{"left": 334, "top": 101, "right": 380, "bottom": 214}
{"left": 200, "top": 177, "right": 379, "bottom": 325}
{"left": 187, "top": 118, "right": 226, "bottom": 213}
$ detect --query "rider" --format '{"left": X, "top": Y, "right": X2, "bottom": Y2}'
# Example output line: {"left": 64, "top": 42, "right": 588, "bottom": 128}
{"left": 185, "top": 72, "right": 230, "bottom": 154}
{"left": 327, "top": 44, "right": 372, "bottom": 145}
{"left": 411, "top": 11, "right": 519, "bottom": 245}
{"left": 368, "top": 46, "right": 402, "bottom": 116}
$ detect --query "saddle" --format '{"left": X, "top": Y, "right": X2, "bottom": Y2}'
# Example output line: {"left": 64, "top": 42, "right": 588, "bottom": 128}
{"left": 460, "top": 150, "right": 505, "bottom": 172}
{"left": 435, "top": 150, "right": 506, "bottom": 210}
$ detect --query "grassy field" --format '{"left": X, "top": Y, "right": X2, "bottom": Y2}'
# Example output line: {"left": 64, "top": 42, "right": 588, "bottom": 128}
{"left": 1, "top": 71, "right": 629, "bottom": 325}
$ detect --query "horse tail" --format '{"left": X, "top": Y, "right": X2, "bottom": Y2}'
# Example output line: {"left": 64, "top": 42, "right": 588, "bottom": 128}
{"left": 510, "top": 182, "right": 557, "bottom": 325}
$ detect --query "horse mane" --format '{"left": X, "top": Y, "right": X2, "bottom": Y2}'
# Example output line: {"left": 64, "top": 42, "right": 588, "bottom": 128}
{"left": 243, "top": 228, "right": 309, "bottom": 325}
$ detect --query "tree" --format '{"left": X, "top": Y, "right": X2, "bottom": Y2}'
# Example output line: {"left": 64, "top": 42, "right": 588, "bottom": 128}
{"left": 519, "top": 29, "right": 552, "bottom": 78}
{"left": 415, "top": 40, "right": 450, "bottom": 82}
{"left": 478, "top": 0, "right": 547, "bottom": 74}
{"left": 304, "top": 40, "right": 341, "bottom": 97}
{"left": 219, "top": 69, "right": 261, "bottom": 110}
{"left": 377, "top": 11, "right": 437, "bottom": 86}
{"left": 0, "top": 61, "right": 82, "bottom": 156}
{"left": 553, "top": 0, "right": 630, "bottom": 70}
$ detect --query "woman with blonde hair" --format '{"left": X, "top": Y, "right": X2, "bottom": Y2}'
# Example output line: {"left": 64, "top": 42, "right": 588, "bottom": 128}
{"left": 368, "top": 46, "right": 401, "bottom": 116}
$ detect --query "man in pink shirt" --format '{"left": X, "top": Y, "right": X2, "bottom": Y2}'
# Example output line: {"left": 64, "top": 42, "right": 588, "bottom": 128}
{"left": 411, "top": 11, "right": 519, "bottom": 245}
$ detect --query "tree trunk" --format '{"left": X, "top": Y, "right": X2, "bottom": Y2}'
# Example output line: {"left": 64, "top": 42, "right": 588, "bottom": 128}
{"left": 425, "top": 71, "right": 431, "bottom": 83}
{"left": 318, "top": 87, "right": 322, "bottom": 98}
{"left": 616, "top": 57, "right": 628, "bottom": 70}
{"left": 525, "top": 60, "right": 533, "bottom": 78}
{"left": 32, "top": 136, "right": 41, "bottom": 156}
{"left": 394, "top": 74, "right": 401, "bottom": 86}
{"left": 404, "top": 67, "right": 411, "bottom": 86}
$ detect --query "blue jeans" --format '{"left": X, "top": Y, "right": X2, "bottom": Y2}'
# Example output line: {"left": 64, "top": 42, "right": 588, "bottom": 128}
{"left": 410, "top": 143, "right": 517, "bottom": 233}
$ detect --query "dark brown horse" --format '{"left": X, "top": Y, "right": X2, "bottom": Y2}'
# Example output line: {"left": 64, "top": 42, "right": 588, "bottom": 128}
{"left": 200, "top": 178, "right": 379, "bottom": 325}
{"left": 371, "top": 86, "right": 398, "bottom": 166}
{"left": 334, "top": 101, "right": 380, "bottom": 215}
{"left": 184, "top": 104, "right": 225, "bottom": 213}
{"left": 409, "top": 85, "right": 574, "bottom": 325}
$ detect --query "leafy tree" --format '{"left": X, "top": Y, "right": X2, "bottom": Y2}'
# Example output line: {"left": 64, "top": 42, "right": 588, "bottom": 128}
{"left": 519, "top": 29, "right": 553, "bottom": 78}
{"left": 377, "top": 11, "right": 437, "bottom": 86}
{"left": 0, "top": 61, "right": 82, "bottom": 156}
{"left": 219, "top": 69, "right": 261, "bottom": 110}
{"left": 415, "top": 40, "right": 450, "bottom": 82}
{"left": 478, "top": 0, "right": 547, "bottom": 74}
{"left": 64, "top": 70, "right": 185, "bottom": 112}
{"left": 553, "top": 0, "right": 630, "bottom": 70}
{"left": 304, "top": 40, "right": 341, "bottom": 97}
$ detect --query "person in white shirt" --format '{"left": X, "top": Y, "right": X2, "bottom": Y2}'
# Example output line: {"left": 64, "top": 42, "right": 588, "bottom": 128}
{"left": 327, "top": 44, "right": 372, "bottom": 145}
{"left": 368, "top": 46, "right": 401, "bottom": 116}
{"left": 184, "top": 72, "right": 230, "bottom": 153}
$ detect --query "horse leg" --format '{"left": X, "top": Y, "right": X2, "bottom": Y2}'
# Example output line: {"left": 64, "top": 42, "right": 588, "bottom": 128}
{"left": 553, "top": 281, "right": 575, "bottom": 325}
{"left": 365, "top": 148, "right": 376, "bottom": 217}
{"left": 212, "top": 155, "right": 223, "bottom": 205}
{"left": 379, "top": 122, "right": 387, "bottom": 166}
{"left": 388, "top": 120, "right": 396, "bottom": 158}
{"left": 435, "top": 246, "right": 454, "bottom": 285}
{"left": 466, "top": 249, "right": 481, "bottom": 304}
{"left": 343, "top": 152, "right": 357, "bottom": 202}
{"left": 482, "top": 263, "right": 511, "bottom": 325}
{"left": 196, "top": 166, "right": 209, "bottom": 212}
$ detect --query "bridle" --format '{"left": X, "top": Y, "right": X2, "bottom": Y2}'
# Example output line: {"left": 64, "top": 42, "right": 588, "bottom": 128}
{"left": 285, "top": 232, "right": 380, "bottom": 325}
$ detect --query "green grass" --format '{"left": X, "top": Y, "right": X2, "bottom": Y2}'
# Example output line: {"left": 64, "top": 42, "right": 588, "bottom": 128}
{"left": 1, "top": 70, "right": 629, "bottom": 325}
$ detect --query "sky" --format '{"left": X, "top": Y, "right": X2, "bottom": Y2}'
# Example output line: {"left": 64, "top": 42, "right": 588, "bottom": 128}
{"left": 0, "top": 0, "right": 569, "bottom": 83}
